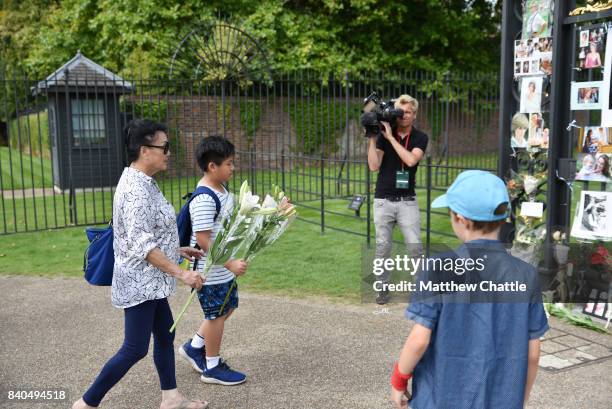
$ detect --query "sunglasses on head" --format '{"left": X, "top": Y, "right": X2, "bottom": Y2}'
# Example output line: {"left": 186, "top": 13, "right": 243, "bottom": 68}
{"left": 143, "top": 141, "right": 170, "bottom": 154}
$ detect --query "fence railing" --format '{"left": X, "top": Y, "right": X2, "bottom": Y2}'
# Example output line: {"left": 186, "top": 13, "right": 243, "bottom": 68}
{"left": 0, "top": 71, "right": 500, "bottom": 246}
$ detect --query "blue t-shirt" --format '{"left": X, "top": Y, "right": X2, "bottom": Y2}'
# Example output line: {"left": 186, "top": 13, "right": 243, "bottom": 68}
{"left": 405, "top": 239, "right": 549, "bottom": 409}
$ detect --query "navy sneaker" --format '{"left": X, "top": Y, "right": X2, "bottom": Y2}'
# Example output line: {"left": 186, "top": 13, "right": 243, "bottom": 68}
{"left": 178, "top": 339, "right": 206, "bottom": 373}
{"left": 200, "top": 359, "right": 246, "bottom": 385}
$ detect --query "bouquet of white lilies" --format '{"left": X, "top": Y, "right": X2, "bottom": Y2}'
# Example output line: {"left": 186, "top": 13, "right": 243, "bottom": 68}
{"left": 170, "top": 181, "right": 296, "bottom": 332}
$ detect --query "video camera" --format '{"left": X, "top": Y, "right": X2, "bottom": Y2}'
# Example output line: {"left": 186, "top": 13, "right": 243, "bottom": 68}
{"left": 360, "top": 92, "right": 404, "bottom": 137}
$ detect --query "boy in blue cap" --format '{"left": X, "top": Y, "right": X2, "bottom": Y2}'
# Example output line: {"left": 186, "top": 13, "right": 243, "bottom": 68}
{"left": 390, "top": 170, "right": 548, "bottom": 409}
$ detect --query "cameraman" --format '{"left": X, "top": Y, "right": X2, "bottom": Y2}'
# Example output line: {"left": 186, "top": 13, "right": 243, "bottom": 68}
{"left": 367, "top": 94, "right": 428, "bottom": 305}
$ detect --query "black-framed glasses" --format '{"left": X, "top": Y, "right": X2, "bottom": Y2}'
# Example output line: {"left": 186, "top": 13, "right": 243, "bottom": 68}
{"left": 143, "top": 141, "right": 170, "bottom": 154}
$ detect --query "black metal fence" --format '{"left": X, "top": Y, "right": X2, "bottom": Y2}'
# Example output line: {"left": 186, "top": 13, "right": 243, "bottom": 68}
{"left": 0, "top": 70, "right": 500, "bottom": 246}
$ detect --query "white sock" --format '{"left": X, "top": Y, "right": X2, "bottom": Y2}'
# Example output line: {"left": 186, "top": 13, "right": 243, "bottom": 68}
{"left": 206, "top": 356, "right": 220, "bottom": 369}
{"left": 190, "top": 333, "right": 205, "bottom": 349}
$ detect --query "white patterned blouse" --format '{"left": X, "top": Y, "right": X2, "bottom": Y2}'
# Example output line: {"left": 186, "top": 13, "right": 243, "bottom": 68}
{"left": 111, "top": 167, "right": 179, "bottom": 308}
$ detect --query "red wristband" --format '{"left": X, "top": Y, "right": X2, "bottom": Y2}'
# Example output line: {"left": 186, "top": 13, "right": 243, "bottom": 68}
{"left": 391, "top": 362, "right": 412, "bottom": 391}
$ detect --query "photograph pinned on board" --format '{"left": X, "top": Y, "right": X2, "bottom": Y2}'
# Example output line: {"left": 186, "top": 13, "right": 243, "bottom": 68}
{"left": 570, "top": 81, "right": 602, "bottom": 110}
{"left": 580, "top": 30, "right": 590, "bottom": 48}
{"left": 522, "top": 60, "right": 530, "bottom": 74}
{"left": 510, "top": 113, "right": 529, "bottom": 149}
{"left": 577, "top": 26, "right": 606, "bottom": 69}
{"left": 540, "top": 52, "right": 553, "bottom": 75}
{"left": 602, "top": 29, "right": 612, "bottom": 126}
{"left": 571, "top": 190, "right": 612, "bottom": 240}
{"left": 520, "top": 77, "right": 543, "bottom": 113}
{"left": 522, "top": 0, "right": 553, "bottom": 39}
{"left": 514, "top": 37, "right": 553, "bottom": 78}
{"left": 578, "top": 127, "right": 612, "bottom": 154}
{"left": 527, "top": 112, "right": 547, "bottom": 148}
{"left": 575, "top": 153, "right": 612, "bottom": 183}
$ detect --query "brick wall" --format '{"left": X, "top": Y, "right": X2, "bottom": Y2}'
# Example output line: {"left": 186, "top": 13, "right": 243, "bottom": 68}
{"left": 157, "top": 96, "right": 499, "bottom": 176}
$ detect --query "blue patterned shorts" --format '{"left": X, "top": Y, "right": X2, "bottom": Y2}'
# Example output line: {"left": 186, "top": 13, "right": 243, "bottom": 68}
{"left": 197, "top": 279, "right": 238, "bottom": 320}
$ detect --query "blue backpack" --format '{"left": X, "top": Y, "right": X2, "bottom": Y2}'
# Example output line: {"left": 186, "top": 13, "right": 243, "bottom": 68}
{"left": 176, "top": 186, "right": 221, "bottom": 247}
{"left": 83, "top": 186, "right": 221, "bottom": 286}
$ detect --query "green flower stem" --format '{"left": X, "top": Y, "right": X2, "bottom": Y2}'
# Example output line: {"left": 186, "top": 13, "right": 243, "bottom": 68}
{"left": 218, "top": 280, "right": 237, "bottom": 316}
{"left": 170, "top": 288, "right": 197, "bottom": 333}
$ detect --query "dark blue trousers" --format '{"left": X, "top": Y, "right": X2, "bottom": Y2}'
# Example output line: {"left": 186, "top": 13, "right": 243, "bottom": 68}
{"left": 82, "top": 298, "right": 177, "bottom": 407}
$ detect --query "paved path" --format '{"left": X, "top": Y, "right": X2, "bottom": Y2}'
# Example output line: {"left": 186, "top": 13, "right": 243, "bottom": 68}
{"left": 0, "top": 276, "right": 610, "bottom": 408}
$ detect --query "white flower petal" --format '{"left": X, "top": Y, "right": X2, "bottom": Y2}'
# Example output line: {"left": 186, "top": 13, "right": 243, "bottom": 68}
{"left": 262, "top": 194, "right": 277, "bottom": 209}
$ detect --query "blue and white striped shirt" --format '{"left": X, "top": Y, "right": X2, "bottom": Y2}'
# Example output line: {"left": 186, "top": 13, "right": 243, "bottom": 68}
{"left": 189, "top": 184, "right": 235, "bottom": 285}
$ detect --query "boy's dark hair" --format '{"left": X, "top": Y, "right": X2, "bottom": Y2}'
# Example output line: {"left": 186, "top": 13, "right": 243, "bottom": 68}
{"left": 124, "top": 119, "right": 168, "bottom": 164}
{"left": 451, "top": 203, "right": 509, "bottom": 233}
{"left": 196, "top": 136, "right": 235, "bottom": 172}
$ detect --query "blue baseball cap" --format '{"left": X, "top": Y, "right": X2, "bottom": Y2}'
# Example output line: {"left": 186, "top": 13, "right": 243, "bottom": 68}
{"left": 431, "top": 170, "right": 510, "bottom": 221}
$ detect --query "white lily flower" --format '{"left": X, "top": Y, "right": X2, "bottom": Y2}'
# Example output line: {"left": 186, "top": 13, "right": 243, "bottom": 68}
{"left": 253, "top": 207, "right": 279, "bottom": 216}
{"left": 261, "top": 194, "right": 278, "bottom": 209}
{"left": 239, "top": 180, "right": 250, "bottom": 204}
{"left": 240, "top": 191, "right": 260, "bottom": 215}
{"left": 523, "top": 175, "right": 539, "bottom": 195}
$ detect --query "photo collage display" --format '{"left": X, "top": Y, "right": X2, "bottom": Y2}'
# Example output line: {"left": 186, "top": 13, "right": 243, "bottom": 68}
{"left": 573, "top": 25, "right": 612, "bottom": 183}
{"left": 511, "top": 1, "right": 555, "bottom": 152}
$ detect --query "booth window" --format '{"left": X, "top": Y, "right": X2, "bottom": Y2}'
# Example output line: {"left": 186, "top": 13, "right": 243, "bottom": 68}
{"left": 71, "top": 98, "right": 106, "bottom": 146}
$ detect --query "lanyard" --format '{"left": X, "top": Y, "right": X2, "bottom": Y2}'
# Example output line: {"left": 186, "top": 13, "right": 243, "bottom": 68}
{"left": 396, "top": 130, "right": 411, "bottom": 171}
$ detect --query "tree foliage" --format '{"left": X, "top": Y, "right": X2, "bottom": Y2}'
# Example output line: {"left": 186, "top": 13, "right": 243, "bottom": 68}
{"left": 1, "top": 0, "right": 501, "bottom": 78}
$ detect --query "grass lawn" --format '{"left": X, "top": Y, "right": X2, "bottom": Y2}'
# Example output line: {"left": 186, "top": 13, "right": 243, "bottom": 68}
{"left": 1, "top": 150, "right": 603, "bottom": 300}
{"left": 0, "top": 219, "right": 366, "bottom": 301}
{"left": 0, "top": 179, "right": 604, "bottom": 300}
{"left": 0, "top": 148, "right": 496, "bottom": 194}
{"left": 0, "top": 147, "right": 54, "bottom": 190}
{"left": 0, "top": 188, "right": 114, "bottom": 233}
{"left": 7, "top": 111, "right": 50, "bottom": 159}
{"left": 0, "top": 187, "right": 462, "bottom": 301}
{"left": 0, "top": 178, "right": 457, "bottom": 243}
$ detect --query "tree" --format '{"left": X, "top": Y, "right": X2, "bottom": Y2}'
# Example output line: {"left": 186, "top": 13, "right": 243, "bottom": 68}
{"left": 1, "top": 0, "right": 502, "bottom": 78}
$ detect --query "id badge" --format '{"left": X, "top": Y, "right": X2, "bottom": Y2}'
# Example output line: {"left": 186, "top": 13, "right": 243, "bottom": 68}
{"left": 396, "top": 171, "right": 410, "bottom": 189}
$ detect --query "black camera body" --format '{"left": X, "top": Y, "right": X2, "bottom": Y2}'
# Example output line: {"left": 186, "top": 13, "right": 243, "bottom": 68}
{"left": 360, "top": 92, "right": 404, "bottom": 137}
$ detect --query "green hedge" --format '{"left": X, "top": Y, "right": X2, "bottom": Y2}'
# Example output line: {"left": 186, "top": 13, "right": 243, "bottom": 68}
{"left": 8, "top": 111, "right": 50, "bottom": 159}
{"left": 119, "top": 99, "right": 187, "bottom": 160}
{"left": 215, "top": 101, "right": 263, "bottom": 143}
{"left": 288, "top": 100, "right": 361, "bottom": 154}
{"left": 120, "top": 99, "right": 168, "bottom": 122}
{"left": 239, "top": 100, "right": 262, "bottom": 140}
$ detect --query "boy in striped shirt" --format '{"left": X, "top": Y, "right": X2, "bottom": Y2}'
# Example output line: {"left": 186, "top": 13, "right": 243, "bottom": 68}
{"left": 178, "top": 136, "right": 248, "bottom": 385}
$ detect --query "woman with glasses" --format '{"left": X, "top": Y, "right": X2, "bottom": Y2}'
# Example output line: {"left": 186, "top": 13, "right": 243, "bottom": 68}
{"left": 72, "top": 119, "right": 208, "bottom": 409}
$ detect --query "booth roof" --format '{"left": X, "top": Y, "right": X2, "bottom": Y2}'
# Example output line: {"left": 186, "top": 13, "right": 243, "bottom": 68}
{"left": 33, "top": 51, "right": 134, "bottom": 95}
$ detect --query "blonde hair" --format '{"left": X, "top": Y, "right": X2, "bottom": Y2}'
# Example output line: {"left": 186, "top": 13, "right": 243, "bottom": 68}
{"left": 511, "top": 113, "right": 529, "bottom": 131}
{"left": 394, "top": 94, "right": 419, "bottom": 112}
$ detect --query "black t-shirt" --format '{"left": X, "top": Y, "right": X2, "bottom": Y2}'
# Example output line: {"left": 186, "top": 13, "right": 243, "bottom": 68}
{"left": 375, "top": 127, "right": 428, "bottom": 198}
